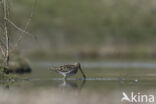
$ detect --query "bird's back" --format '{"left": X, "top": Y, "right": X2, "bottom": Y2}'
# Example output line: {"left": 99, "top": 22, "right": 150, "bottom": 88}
{"left": 50, "top": 65, "right": 77, "bottom": 72}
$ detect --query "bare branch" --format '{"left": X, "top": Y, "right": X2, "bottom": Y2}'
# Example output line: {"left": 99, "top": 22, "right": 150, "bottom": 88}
{"left": 5, "top": 18, "right": 32, "bottom": 36}
{"left": 0, "top": 2, "right": 5, "bottom": 57}
{"left": 12, "top": 0, "right": 37, "bottom": 50}
{"left": 0, "top": 28, "right": 5, "bottom": 57}
{"left": 2, "top": 0, "right": 9, "bottom": 66}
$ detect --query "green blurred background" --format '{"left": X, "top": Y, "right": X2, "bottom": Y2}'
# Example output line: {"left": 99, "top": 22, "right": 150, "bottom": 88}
{"left": 9, "top": 0, "right": 156, "bottom": 60}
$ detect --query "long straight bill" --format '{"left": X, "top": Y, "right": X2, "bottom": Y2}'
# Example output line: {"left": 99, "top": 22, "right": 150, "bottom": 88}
{"left": 79, "top": 67, "right": 86, "bottom": 79}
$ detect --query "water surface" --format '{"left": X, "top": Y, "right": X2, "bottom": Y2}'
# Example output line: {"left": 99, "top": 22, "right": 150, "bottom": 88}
{"left": 1, "top": 61, "right": 156, "bottom": 104}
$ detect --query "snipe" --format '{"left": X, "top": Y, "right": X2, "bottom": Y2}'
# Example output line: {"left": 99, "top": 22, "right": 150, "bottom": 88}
{"left": 49, "top": 62, "right": 86, "bottom": 80}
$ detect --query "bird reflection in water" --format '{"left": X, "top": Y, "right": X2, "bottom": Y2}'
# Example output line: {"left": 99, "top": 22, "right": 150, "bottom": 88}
{"left": 58, "top": 79, "right": 86, "bottom": 92}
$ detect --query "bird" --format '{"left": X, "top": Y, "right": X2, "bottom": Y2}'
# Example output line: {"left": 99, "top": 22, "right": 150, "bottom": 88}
{"left": 49, "top": 62, "right": 86, "bottom": 80}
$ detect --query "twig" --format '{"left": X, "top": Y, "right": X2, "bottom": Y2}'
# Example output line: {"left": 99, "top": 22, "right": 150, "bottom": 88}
{"left": 3, "top": 0, "right": 9, "bottom": 66}
{"left": 5, "top": 18, "right": 32, "bottom": 36}
{"left": 0, "top": 7, "right": 5, "bottom": 57}
{"left": 13, "top": 0, "right": 37, "bottom": 50}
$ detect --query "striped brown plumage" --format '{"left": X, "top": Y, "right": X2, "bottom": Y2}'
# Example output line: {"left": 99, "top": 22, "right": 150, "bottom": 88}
{"left": 50, "top": 62, "right": 86, "bottom": 80}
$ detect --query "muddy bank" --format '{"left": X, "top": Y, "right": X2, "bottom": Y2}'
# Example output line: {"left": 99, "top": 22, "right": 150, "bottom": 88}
{"left": 4, "top": 59, "right": 32, "bottom": 74}
{"left": 4, "top": 62, "right": 31, "bottom": 74}
{"left": 2, "top": 53, "right": 32, "bottom": 74}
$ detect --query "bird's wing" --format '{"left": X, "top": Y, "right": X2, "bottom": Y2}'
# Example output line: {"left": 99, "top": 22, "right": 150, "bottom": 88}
{"left": 49, "top": 64, "right": 76, "bottom": 72}
{"left": 59, "top": 65, "right": 75, "bottom": 72}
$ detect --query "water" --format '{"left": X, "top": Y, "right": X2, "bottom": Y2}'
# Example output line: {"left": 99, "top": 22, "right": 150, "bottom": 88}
{"left": 1, "top": 61, "right": 156, "bottom": 104}
{"left": 8, "top": 61, "right": 156, "bottom": 91}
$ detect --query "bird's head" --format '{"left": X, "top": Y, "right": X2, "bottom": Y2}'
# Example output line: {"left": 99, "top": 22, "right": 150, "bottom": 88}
{"left": 74, "top": 62, "right": 81, "bottom": 68}
{"left": 75, "top": 62, "right": 86, "bottom": 79}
